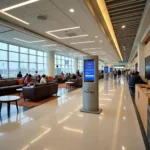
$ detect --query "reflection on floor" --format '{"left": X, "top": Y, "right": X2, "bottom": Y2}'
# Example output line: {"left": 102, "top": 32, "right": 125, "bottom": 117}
{"left": 0, "top": 88, "right": 68, "bottom": 120}
{"left": 0, "top": 77, "right": 146, "bottom": 150}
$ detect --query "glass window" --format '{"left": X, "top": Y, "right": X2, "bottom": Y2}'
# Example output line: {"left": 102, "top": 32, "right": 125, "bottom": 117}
{"left": 0, "top": 51, "right": 7, "bottom": 60}
{"left": 20, "top": 47, "right": 28, "bottom": 53}
{"left": 0, "top": 42, "right": 7, "bottom": 50}
{"left": 9, "top": 52, "right": 19, "bottom": 61}
{"left": 0, "top": 61, "right": 8, "bottom": 78}
{"left": 29, "top": 49, "right": 36, "bottom": 55}
{"left": 44, "top": 57, "right": 47, "bottom": 64}
{"left": 54, "top": 54, "right": 75, "bottom": 74}
{"left": 44, "top": 52, "right": 47, "bottom": 57}
{"left": 29, "top": 63, "right": 36, "bottom": 75}
{"left": 29, "top": 55, "right": 36, "bottom": 62}
{"left": 38, "top": 64, "right": 44, "bottom": 75}
{"left": 9, "top": 62, "right": 19, "bottom": 77}
{"left": 9, "top": 45, "right": 19, "bottom": 52}
{"left": 20, "top": 54, "right": 28, "bottom": 62}
{"left": 78, "top": 59, "right": 83, "bottom": 72}
{"left": 0, "top": 41, "right": 46, "bottom": 77}
{"left": 20, "top": 63, "right": 28, "bottom": 76}
{"left": 37, "top": 56, "right": 43, "bottom": 63}
{"left": 37, "top": 51, "right": 43, "bottom": 56}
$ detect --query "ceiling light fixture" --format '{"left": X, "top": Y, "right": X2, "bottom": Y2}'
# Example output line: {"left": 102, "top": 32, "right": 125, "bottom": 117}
{"left": 42, "top": 44, "right": 57, "bottom": 47}
{"left": 70, "top": 41, "right": 95, "bottom": 44}
{"left": 49, "top": 26, "right": 80, "bottom": 33}
{"left": 121, "top": 25, "right": 126, "bottom": 29}
{"left": 14, "top": 38, "right": 45, "bottom": 43}
{"left": 46, "top": 26, "right": 88, "bottom": 39}
{"left": 100, "top": 40, "right": 103, "bottom": 42}
{"left": 0, "top": 11, "right": 30, "bottom": 25}
{"left": 95, "top": 36, "right": 98, "bottom": 38}
{"left": 82, "top": 47, "right": 102, "bottom": 50}
{"left": 122, "top": 146, "right": 126, "bottom": 150}
{"left": 1, "top": 0, "right": 39, "bottom": 12}
{"left": 69, "top": 8, "right": 75, "bottom": 13}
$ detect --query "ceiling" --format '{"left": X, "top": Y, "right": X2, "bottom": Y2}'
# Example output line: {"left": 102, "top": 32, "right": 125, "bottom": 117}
{"left": 0, "top": 0, "right": 120, "bottom": 63}
{"left": 105, "top": 0, "right": 147, "bottom": 60}
{"left": 0, "top": 24, "right": 86, "bottom": 58}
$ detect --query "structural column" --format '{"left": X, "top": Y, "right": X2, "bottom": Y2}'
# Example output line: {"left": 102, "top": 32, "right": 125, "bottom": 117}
{"left": 47, "top": 51, "right": 55, "bottom": 77}
{"left": 75, "top": 58, "right": 78, "bottom": 73}
{"left": 138, "top": 43, "right": 145, "bottom": 79}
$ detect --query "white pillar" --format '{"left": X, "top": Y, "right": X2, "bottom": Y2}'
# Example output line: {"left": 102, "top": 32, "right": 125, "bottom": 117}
{"left": 75, "top": 58, "right": 78, "bottom": 73}
{"left": 138, "top": 43, "right": 145, "bottom": 79}
{"left": 47, "top": 51, "right": 55, "bottom": 77}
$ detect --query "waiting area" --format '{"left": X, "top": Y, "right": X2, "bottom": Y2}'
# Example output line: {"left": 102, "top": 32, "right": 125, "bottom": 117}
{"left": 0, "top": 0, "right": 150, "bottom": 149}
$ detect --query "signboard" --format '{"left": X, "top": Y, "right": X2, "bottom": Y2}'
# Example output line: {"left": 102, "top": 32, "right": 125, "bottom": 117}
{"left": 104, "top": 66, "right": 108, "bottom": 73}
{"left": 119, "top": 60, "right": 128, "bottom": 63}
{"left": 84, "top": 60, "right": 95, "bottom": 82}
{"left": 65, "top": 60, "right": 69, "bottom": 65}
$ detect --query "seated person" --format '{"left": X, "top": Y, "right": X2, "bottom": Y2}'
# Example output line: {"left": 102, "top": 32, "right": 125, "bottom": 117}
{"left": 76, "top": 70, "right": 80, "bottom": 76}
{"left": 17, "top": 71, "right": 22, "bottom": 78}
{"left": 129, "top": 71, "right": 145, "bottom": 93}
{"left": 36, "top": 75, "right": 41, "bottom": 83}
{"left": 72, "top": 74, "right": 77, "bottom": 79}
{"left": 24, "top": 74, "right": 33, "bottom": 86}
{"left": 64, "top": 73, "right": 69, "bottom": 80}
{"left": 24, "top": 73, "right": 28, "bottom": 79}
{"left": 40, "top": 75, "right": 47, "bottom": 84}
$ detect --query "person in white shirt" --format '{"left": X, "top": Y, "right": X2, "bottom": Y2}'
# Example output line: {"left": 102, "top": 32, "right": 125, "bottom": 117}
{"left": 40, "top": 75, "right": 47, "bottom": 84}
{"left": 34, "top": 71, "right": 38, "bottom": 77}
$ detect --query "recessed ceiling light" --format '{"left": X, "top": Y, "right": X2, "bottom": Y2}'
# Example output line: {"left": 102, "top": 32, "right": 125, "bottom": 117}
{"left": 122, "top": 146, "right": 126, "bottom": 150}
{"left": 1, "top": 0, "right": 39, "bottom": 12}
{"left": 46, "top": 26, "right": 88, "bottom": 39}
{"left": 95, "top": 36, "right": 98, "bottom": 38}
{"left": 70, "top": 41, "right": 95, "bottom": 44}
{"left": 14, "top": 38, "right": 45, "bottom": 43}
{"left": 121, "top": 25, "right": 126, "bottom": 29}
{"left": 100, "top": 40, "right": 102, "bottom": 42}
{"left": 69, "top": 8, "right": 75, "bottom": 13}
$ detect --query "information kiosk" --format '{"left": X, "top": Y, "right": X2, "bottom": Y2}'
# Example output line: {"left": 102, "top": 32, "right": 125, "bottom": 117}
{"left": 80, "top": 56, "right": 102, "bottom": 114}
{"left": 110, "top": 67, "right": 113, "bottom": 78}
{"left": 104, "top": 66, "right": 109, "bottom": 80}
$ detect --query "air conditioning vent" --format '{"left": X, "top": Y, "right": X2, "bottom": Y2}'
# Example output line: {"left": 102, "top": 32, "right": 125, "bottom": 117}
{"left": 37, "top": 15, "right": 48, "bottom": 20}
{"left": 65, "top": 31, "right": 77, "bottom": 37}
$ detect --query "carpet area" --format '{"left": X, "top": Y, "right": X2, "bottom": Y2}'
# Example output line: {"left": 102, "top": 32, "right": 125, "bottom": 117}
{"left": 11, "top": 96, "right": 59, "bottom": 108}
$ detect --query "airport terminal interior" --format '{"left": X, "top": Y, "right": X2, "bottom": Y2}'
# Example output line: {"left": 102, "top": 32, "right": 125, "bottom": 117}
{"left": 0, "top": 0, "right": 150, "bottom": 150}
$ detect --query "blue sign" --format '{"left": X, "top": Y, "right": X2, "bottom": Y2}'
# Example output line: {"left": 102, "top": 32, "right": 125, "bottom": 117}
{"left": 104, "top": 66, "right": 108, "bottom": 73}
{"left": 119, "top": 60, "right": 128, "bottom": 63}
{"left": 84, "top": 60, "right": 95, "bottom": 82}
{"left": 110, "top": 68, "right": 113, "bottom": 72}
{"left": 65, "top": 60, "right": 69, "bottom": 65}
{"left": 123, "top": 60, "right": 128, "bottom": 63}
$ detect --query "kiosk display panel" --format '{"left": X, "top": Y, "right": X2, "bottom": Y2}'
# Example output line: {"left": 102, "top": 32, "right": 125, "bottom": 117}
{"left": 110, "top": 68, "right": 113, "bottom": 72}
{"left": 104, "top": 66, "right": 108, "bottom": 73}
{"left": 84, "top": 59, "right": 95, "bottom": 82}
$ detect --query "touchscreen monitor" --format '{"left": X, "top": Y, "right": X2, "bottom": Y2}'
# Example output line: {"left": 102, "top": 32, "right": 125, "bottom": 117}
{"left": 84, "top": 60, "right": 95, "bottom": 82}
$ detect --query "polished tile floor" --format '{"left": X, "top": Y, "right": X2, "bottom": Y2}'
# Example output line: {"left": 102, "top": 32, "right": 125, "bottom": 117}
{"left": 0, "top": 78, "right": 146, "bottom": 150}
